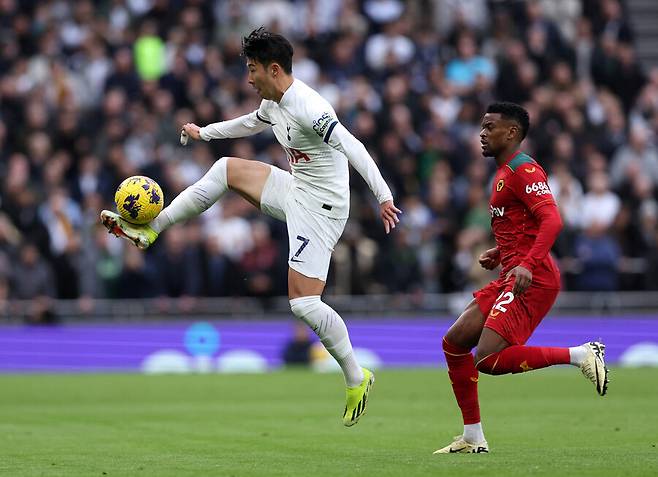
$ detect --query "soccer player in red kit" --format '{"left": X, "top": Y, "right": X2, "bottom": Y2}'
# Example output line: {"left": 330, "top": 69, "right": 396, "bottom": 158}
{"left": 434, "top": 102, "right": 609, "bottom": 454}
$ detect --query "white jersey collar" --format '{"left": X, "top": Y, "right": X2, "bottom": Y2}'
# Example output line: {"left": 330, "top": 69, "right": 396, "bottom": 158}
{"left": 278, "top": 78, "right": 298, "bottom": 107}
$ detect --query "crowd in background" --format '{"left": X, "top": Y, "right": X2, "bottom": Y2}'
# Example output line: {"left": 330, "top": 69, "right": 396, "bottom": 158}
{"left": 2, "top": 0, "right": 658, "bottom": 318}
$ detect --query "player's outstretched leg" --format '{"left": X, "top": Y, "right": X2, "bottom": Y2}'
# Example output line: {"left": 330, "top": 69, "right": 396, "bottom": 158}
{"left": 289, "top": 294, "right": 372, "bottom": 426}
{"left": 475, "top": 341, "right": 608, "bottom": 396}
{"left": 102, "top": 157, "right": 230, "bottom": 248}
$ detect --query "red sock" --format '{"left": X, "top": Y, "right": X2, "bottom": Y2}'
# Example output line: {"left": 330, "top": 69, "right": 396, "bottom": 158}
{"left": 443, "top": 337, "right": 480, "bottom": 425}
{"left": 476, "top": 346, "right": 570, "bottom": 375}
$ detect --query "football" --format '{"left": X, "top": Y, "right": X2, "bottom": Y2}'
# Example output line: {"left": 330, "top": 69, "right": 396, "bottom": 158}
{"left": 114, "top": 175, "right": 164, "bottom": 224}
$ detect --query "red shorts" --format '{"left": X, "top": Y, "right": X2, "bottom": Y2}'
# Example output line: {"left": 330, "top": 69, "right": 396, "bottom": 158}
{"left": 473, "top": 277, "right": 559, "bottom": 345}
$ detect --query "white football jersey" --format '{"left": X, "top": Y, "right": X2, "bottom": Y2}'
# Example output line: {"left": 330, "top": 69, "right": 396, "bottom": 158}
{"left": 200, "top": 79, "right": 392, "bottom": 219}
{"left": 256, "top": 80, "right": 353, "bottom": 218}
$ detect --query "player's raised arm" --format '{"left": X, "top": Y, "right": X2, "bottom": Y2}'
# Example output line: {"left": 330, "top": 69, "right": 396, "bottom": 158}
{"left": 181, "top": 103, "right": 272, "bottom": 143}
{"left": 326, "top": 122, "right": 401, "bottom": 233}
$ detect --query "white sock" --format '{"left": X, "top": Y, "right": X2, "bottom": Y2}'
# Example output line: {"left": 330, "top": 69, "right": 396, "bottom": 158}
{"left": 150, "top": 157, "right": 229, "bottom": 233}
{"left": 289, "top": 295, "right": 364, "bottom": 387}
{"left": 463, "top": 423, "right": 485, "bottom": 444}
{"left": 569, "top": 345, "right": 588, "bottom": 366}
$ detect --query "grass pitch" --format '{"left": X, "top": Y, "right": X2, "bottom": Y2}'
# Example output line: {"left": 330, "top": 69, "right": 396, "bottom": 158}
{"left": 0, "top": 368, "right": 657, "bottom": 476}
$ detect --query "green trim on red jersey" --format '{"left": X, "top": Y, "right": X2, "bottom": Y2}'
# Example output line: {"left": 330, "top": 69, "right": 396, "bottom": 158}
{"left": 507, "top": 153, "right": 536, "bottom": 172}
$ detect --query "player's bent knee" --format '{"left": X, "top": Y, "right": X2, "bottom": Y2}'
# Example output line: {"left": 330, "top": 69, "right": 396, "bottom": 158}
{"left": 289, "top": 295, "right": 322, "bottom": 321}
{"left": 442, "top": 335, "right": 469, "bottom": 354}
{"left": 224, "top": 156, "right": 244, "bottom": 186}
{"left": 444, "top": 325, "right": 474, "bottom": 351}
{"left": 475, "top": 352, "right": 501, "bottom": 375}
{"left": 441, "top": 333, "right": 464, "bottom": 354}
{"left": 225, "top": 156, "right": 272, "bottom": 205}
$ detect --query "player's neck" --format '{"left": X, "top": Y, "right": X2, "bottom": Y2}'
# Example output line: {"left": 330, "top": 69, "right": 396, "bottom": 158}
{"left": 272, "top": 75, "right": 295, "bottom": 103}
{"left": 494, "top": 144, "right": 521, "bottom": 167}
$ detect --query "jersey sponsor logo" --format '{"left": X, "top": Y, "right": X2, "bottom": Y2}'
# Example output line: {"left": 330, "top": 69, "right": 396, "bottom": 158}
{"left": 312, "top": 112, "right": 334, "bottom": 137}
{"left": 496, "top": 179, "right": 504, "bottom": 192}
{"left": 525, "top": 181, "right": 551, "bottom": 196}
{"left": 524, "top": 166, "right": 536, "bottom": 173}
{"left": 284, "top": 147, "right": 311, "bottom": 164}
{"left": 490, "top": 205, "right": 505, "bottom": 217}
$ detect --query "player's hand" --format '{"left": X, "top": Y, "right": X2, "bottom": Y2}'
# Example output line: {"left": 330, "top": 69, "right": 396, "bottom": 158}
{"left": 505, "top": 265, "right": 532, "bottom": 295}
{"left": 478, "top": 248, "right": 500, "bottom": 270}
{"left": 182, "top": 123, "right": 202, "bottom": 140}
{"left": 380, "top": 200, "right": 401, "bottom": 234}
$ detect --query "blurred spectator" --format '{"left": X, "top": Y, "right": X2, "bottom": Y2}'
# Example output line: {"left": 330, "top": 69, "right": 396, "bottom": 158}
{"left": 591, "top": 0, "right": 633, "bottom": 43}
{"left": 282, "top": 322, "right": 313, "bottom": 366}
{"left": 540, "top": 0, "right": 582, "bottom": 43}
{"left": 332, "top": 221, "right": 379, "bottom": 295}
{"left": 364, "top": 18, "right": 416, "bottom": 73}
{"left": 548, "top": 161, "right": 583, "bottom": 258}
{"left": 239, "top": 220, "right": 286, "bottom": 298}
{"left": 579, "top": 171, "right": 621, "bottom": 231}
{"left": 374, "top": 227, "right": 422, "bottom": 294}
{"left": 570, "top": 170, "right": 622, "bottom": 291}
{"left": 116, "top": 246, "right": 155, "bottom": 299}
{"left": 610, "top": 123, "right": 658, "bottom": 188}
{"left": 445, "top": 31, "right": 496, "bottom": 96}
{"left": 153, "top": 224, "right": 204, "bottom": 298}
{"left": 104, "top": 47, "right": 141, "bottom": 101}
{"left": 432, "top": 0, "right": 489, "bottom": 38}
{"left": 80, "top": 223, "right": 123, "bottom": 299}
{"left": 10, "top": 243, "right": 57, "bottom": 323}
{"left": 573, "top": 226, "right": 621, "bottom": 291}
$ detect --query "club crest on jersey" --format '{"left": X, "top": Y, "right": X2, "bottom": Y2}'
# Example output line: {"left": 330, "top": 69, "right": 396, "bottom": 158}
{"left": 312, "top": 112, "right": 334, "bottom": 137}
{"left": 496, "top": 179, "right": 504, "bottom": 192}
{"left": 490, "top": 205, "right": 505, "bottom": 217}
{"left": 524, "top": 166, "right": 536, "bottom": 173}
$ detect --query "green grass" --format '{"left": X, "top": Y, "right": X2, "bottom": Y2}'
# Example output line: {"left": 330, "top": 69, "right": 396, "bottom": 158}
{"left": 0, "top": 368, "right": 657, "bottom": 476}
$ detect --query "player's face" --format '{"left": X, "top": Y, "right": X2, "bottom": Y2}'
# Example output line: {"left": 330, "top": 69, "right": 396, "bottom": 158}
{"left": 480, "top": 113, "right": 517, "bottom": 157}
{"left": 246, "top": 59, "right": 275, "bottom": 100}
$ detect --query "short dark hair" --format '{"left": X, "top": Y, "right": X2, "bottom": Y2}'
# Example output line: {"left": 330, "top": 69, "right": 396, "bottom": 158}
{"left": 486, "top": 102, "right": 530, "bottom": 140}
{"left": 241, "top": 27, "right": 293, "bottom": 74}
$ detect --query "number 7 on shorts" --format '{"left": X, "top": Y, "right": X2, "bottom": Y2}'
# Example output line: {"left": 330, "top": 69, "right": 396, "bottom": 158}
{"left": 292, "top": 235, "right": 310, "bottom": 261}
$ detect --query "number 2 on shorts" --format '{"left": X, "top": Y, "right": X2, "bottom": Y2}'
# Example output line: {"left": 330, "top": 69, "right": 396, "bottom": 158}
{"left": 293, "top": 235, "right": 310, "bottom": 260}
{"left": 493, "top": 291, "right": 515, "bottom": 313}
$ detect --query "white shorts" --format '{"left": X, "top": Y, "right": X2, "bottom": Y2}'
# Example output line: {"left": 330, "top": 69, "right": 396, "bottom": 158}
{"left": 260, "top": 166, "right": 346, "bottom": 281}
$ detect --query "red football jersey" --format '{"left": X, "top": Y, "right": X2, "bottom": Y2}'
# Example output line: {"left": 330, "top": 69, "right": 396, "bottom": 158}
{"left": 489, "top": 150, "right": 561, "bottom": 288}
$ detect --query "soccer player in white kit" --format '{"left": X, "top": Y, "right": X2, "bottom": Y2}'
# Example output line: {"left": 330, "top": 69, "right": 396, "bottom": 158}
{"left": 101, "top": 28, "right": 401, "bottom": 427}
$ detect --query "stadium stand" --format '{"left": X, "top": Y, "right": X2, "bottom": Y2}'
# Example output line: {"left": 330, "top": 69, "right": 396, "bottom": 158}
{"left": 1, "top": 0, "right": 657, "bottom": 321}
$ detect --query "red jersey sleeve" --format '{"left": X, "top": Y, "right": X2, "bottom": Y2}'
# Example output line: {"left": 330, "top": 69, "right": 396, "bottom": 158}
{"left": 508, "top": 164, "right": 563, "bottom": 272}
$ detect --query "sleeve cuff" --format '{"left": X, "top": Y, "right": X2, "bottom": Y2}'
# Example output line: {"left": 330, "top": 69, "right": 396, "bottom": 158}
{"left": 199, "top": 127, "right": 211, "bottom": 141}
{"left": 378, "top": 195, "right": 393, "bottom": 204}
